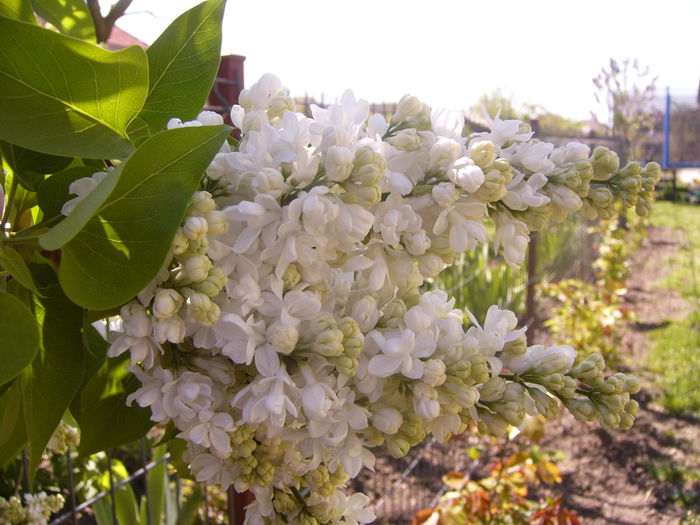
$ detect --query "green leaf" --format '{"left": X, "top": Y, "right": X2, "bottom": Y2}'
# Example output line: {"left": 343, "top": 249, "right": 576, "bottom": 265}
{"left": 76, "top": 354, "right": 153, "bottom": 457}
{"left": 37, "top": 166, "right": 96, "bottom": 219}
{"left": 0, "top": 0, "right": 35, "bottom": 23}
{"left": 21, "top": 276, "right": 87, "bottom": 477}
{"left": 68, "top": 325, "right": 108, "bottom": 422}
{"left": 0, "top": 381, "right": 26, "bottom": 468}
{"left": 50, "top": 125, "right": 230, "bottom": 310}
{"left": 1, "top": 141, "right": 73, "bottom": 191}
{"left": 127, "top": 0, "right": 226, "bottom": 142}
{"left": 38, "top": 166, "right": 120, "bottom": 250}
{"left": 30, "top": 0, "right": 95, "bottom": 40}
{"left": 0, "top": 246, "right": 41, "bottom": 294}
{"left": 145, "top": 445, "right": 168, "bottom": 525}
{"left": 0, "top": 15, "right": 148, "bottom": 159}
{"left": 0, "top": 290, "right": 40, "bottom": 386}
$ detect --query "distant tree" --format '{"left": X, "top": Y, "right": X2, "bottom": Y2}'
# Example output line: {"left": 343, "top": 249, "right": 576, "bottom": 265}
{"left": 87, "top": 0, "right": 133, "bottom": 42}
{"left": 473, "top": 89, "right": 525, "bottom": 120}
{"left": 593, "top": 58, "right": 660, "bottom": 162}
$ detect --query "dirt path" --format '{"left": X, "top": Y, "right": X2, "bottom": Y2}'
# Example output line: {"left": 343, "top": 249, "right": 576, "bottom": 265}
{"left": 540, "top": 225, "right": 700, "bottom": 524}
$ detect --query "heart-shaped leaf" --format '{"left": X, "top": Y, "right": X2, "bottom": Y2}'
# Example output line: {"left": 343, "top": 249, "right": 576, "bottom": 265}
{"left": 0, "top": 15, "right": 147, "bottom": 159}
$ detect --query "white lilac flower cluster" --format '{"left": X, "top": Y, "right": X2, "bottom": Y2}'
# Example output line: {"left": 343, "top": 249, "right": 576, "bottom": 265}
{"left": 0, "top": 492, "right": 64, "bottom": 525}
{"left": 93, "top": 74, "right": 656, "bottom": 524}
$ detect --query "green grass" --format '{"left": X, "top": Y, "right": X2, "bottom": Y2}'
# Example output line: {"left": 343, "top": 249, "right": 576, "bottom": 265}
{"left": 650, "top": 201, "right": 700, "bottom": 298}
{"left": 645, "top": 201, "right": 700, "bottom": 416}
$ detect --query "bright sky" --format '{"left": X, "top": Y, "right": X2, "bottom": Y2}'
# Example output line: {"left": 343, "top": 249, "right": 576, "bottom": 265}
{"left": 117, "top": 0, "right": 700, "bottom": 122}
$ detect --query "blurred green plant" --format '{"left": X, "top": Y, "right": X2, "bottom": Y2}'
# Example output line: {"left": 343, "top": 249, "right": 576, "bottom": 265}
{"left": 539, "top": 220, "right": 637, "bottom": 364}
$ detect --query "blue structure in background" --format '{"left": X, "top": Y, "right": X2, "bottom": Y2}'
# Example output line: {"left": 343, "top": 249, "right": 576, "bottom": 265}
{"left": 662, "top": 86, "right": 700, "bottom": 169}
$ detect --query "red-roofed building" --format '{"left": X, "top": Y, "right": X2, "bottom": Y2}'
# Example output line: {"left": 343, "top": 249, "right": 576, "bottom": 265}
{"left": 105, "top": 25, "right": 148, "bottom": 51}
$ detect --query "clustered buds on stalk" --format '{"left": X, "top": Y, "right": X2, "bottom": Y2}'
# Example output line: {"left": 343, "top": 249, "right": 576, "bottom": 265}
{"left": 0, "top": 493, "right": 64, "bottom": 525}
{"left": 60, "top": 73, "right": 658, "bottom": 524}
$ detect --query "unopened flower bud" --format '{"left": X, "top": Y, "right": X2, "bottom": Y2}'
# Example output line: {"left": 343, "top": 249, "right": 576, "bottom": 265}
{"left": 591, "top": 146, "right": 620, "bottom": 180}
{"left": 183, "top": 216, "right": 209, "bottom": 241}
{"left": 325, "top": 146, "right": 354, "bottom": 182}
{"left": 171, "top": 228, "right": 189, "bottom": 255}
{"left": 393, "top": 94, "right": 424, "bottom": 123}
{"left": 342, "top": 184, "right": 381, "bottom": 207}
{"left": 479, "top": 377, "right": 507, "bottom": 402}
{"left": 386, "top": 435, "right": 411, "bottom": 458}
{"left": 387, "top": 128, "right": 423, "bottom": 151}
{"left": 205, "top": 210, "right": 228, "bottom": 235}
{"left": 269, "top": 323, "right": 299, "bottom": 355}
{"left": 152, "top": 288, "right": 183, "bottom": 318}
{"left": 182, "top": 254, "right": 213, "bottom": 283}
{"left": 423, "top": 359, "right": 447, "bottom": 387}
{"left": 188, "top": 191, "right": 216, "bottom": 214}
{"left": 565, "top": 397, "right": 598, "bottom": 422}
{"left": 469, "top": 140, "right": 496, "bottom": 168}
{"left": 372, "top": 407, "right": 403, "bottom": 435}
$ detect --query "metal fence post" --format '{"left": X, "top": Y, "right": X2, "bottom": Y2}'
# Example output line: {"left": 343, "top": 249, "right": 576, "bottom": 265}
{"left": 526, "top": 231, "right": 538, "bottom": 329}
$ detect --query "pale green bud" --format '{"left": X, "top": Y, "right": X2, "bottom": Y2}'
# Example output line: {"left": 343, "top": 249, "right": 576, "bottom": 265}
{"left": 591, "top": 146, "right": 620, "bottom": 180}
{"left": 372, "top": 406, "right": 403, "bottom": 435}
{"left": 267, "top": 95, "right": 296, "bottom": 120}
{"left": 635, "top": 199, "right": 652, "bottom": 217}
{"left": 192, "top": 266, "right": 228, "bottom": 297}
{"left": 152, "top": 288, "right": 184, "bottom": 318}
{"left": 619, "top": 413, "right": 635, "bottom": 430}
{"left": 188, "top": 191, "right": 216, "bottom": 214}
{"left": 600, "top": 411, "right": 621, "bottom": 429}
{"left": 314, "top": 328, "right": 345, "bottom": 357}
{"left": 479, "top": 377, "right": 507, "bottom": 402}
{"left": 171, "top": 228, "right": 189, "bottom": 255}
{"left": 282, "top": 264, "right": 302, "bottom": 291}
{"left": 624, "top": 399, "right": 639, "bottom": 415}
{"left": 477, "top": 410, "right": 509, "bottom": 436}
{"left": 623, "top": 375, "right": 640, "bottom": 395}
{"left": 393, "top": 94, "right": 424, "bottom": 123}
{"left": 423, "top": 359, "right": 447, "bottom": 387}
{"left": 619, "top": 161, "right": 642, "bottom": 178}
{"left": 542, "top": 373, "right": 565, "bottom": 392}
{"left": 469, "top": 140, "right": 496, "bottom": 169}
{"left": 642, "top": 161, "right": 662, "bottom": 183}
{"left": 387, "top": 128, "right": 423, "bottom": 151}
{"left": 502, "top": 336, "right": 527, "bottom": 356}
{"left": 447, "top": 360, "right": 471, "bottom": 381}
{"left": 529, "top": 388, "right": 559, "bottom": 419}
{"left": 565, "top": 397, "right": 598, "bottom": 422}
{"left": 342, "top": 183, "right": 381, "bottom": 207}
{"left": 205, "top": 210, "right": 228, "bottom": 235}
{"left": 330, "top": 355, "right": 357, "bottom": 377}
{"left": 379, "top": 300, "right": 408, "bottom": 328}
{"left": 386, "top": 435, "right": 411, "bottom": 458}
{"left": 184, "top": 290, "right": 220, "bottom": 326}
{"left": 466, "top": 354, "right": 489, "bottom": 384}
{"left": 269, "top": 323, "right": 299, "bottom": 355}
{"left": 585, "top": 353, "right": 605, "bottom": 370}
{"left": 362, "top": 426, "right": 385, "bottom": 447}
{"left": 181, "top": 254, "right": 212, "bottom": 283}
{"left": 183, "top": 216, "right": 209, "bottom": 241}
